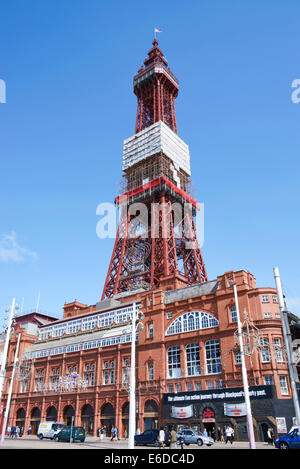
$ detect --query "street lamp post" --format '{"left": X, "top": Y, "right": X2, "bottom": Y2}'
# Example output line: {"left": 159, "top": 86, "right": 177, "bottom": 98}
{"left": 0, "top": 333, "right": 21, "bottom": 444}
{"left": 128, "top": 302, "right": 144, "bottom": 449}
{"left": 274, "top": 267, "right": 300, "bottom": 427}
{"left": 0, "top": 299, "right": 18, "bottom": 408}
{"left": 232, "top": 283, "right": 256, "bottom": 449}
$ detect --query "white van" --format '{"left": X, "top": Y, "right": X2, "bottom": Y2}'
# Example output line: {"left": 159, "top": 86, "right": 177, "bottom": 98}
{"left": 37, "top": 421, "right": 65, "bottom": 440}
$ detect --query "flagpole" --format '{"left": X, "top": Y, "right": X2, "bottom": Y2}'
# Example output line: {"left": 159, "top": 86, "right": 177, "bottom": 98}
{"left": 232, "top": 283, "right": 256, "bottom": 449}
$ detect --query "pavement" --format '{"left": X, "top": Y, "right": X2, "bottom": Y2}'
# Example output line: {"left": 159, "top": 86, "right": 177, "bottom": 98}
{"left": 0, "top": 435, "right": 277, "bottom": 450}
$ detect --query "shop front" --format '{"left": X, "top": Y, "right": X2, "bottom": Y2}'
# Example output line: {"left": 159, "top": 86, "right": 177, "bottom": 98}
{"left": 162, "top": 385, "right": 280, "bottom": 441}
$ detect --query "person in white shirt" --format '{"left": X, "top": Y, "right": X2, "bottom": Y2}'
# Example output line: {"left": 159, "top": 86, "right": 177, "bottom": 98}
{"left": 159, "top": 427, "right": 165, "bottom": 448}
{"left": 225, "top": 425, "right": 234, "bottom": 444}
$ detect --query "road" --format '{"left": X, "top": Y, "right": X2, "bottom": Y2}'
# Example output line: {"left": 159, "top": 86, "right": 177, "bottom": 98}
{"left": 0, "top": 435, "right": 276, "bottom": 450}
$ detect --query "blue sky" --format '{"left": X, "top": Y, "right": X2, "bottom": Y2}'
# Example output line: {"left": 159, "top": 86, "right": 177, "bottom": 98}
{"left": 0, "top": 0, "right": 300, "bottom": 325}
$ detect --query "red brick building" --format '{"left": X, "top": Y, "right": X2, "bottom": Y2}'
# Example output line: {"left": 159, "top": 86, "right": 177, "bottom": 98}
{"left": 0, "top": 269, "right": 296, "bottom": 441}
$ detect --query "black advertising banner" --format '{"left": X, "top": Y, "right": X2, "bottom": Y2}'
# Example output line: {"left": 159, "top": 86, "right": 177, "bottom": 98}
{"left": 163, "top": 385, "right": 273, "bottom": 405}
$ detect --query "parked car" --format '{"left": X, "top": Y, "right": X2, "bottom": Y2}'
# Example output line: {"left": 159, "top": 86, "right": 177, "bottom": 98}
{"left": 275, "top": 427, "right": 300, "bottom": 449}
{"left": 54, "top": 426, "right": 86, "bottom": 443}
{"left": 177, "top": 429, "right": 214, "bottom": 447}
{"left": 37, "top": 421, "right": 65, "bottom": 440}
{"left": 134, "top": 429, "right": 171, "bottom": 447}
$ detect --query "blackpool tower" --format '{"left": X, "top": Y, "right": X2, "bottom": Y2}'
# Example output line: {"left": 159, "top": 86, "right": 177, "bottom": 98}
{"left": 101, "top": 39, "right": 208, "bottom": 299}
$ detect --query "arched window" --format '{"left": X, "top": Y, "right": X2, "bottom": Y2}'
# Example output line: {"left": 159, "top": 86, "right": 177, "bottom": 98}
{"left": 166, "top": 311, "right": 219, "bottom": 336}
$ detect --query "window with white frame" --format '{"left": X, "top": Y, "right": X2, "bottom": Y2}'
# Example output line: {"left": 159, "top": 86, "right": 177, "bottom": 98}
{"left": 274, "top": 338, "right": 284, "bottom": 362}
{"left": 264, "top": 313, "right": 271, "bottom": 319}
{"left": 103, "top": 360, "right": 114, "bottom": 385}
{"left": 122, "top": 359, "right": 129, "bottom": 385}
{"left": 195, "top": 382, "right": 202, "bottom": 391}
{"left": 82, "top": 316, "right": 97, "bottom": 331}
{"left": 175, "top": 383, "right": 182, "bottom": 392}
{"left": 272, "top": 296, "right": 278, "bottom": 303}
{"left": 167, "top": 384, "right": 174, "bottom": 393}
{"left": 148, "top": 362, "right": 154, "bottom": 381}
{"left": 186, "top": 382, "right": 193, "bottom": 391}
{"left": 206, "top": 380, "right": 214, "bottom": 390}
{"left": 262, "top": 295, "right": 269, "bottom": 303}
{"left": 103, "top": 370, "right": 109, "bottom": 385}
{"left": 186, "top": 343, "right": 201, "bottom": 376}
{"left": 167, "top": 346, "right": 181, "bottom": 378}
{"left": 50, "top": 368, "right": 60, "bottom": 391}
{"left": 230, "top": 306, "right": 238, "bottom": 323}
{"left": 205, "top": 340, "right": 222, "bottom": 374}
{"left": 216, "top": 379, "right": 223, "bottom": 389}
{"left": 20, "top": 368, "right": 29, "bottom": 393}
{"left": 34, "top": 369, "right": 44, "bottom": 392}
{"left": 84, "top": 363, "right": 95, "bottom": 386}
{"left": 148, "top": 323, "right": 154, "bottom": 339}
{"left": 166, "top": 311, "right": 219, "bottom": 336}
{"left": 235, "top": 351, "right": 242, "bottom": 364}
{"left": 264, "top": 375, "right": 274, "bottom": 386}
{"left": 260, "top": 338, "right": 271, "bottom": 363}
{"left": 279, "top": 375, "right": 289, "bottom": 395}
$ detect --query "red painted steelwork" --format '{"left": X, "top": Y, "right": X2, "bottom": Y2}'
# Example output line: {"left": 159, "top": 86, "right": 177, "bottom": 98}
{"left": 115, "top": 175, "right": 200, "bottom": 209}
{"left": 101, "top": 40, "right": 208, "bottom": 299}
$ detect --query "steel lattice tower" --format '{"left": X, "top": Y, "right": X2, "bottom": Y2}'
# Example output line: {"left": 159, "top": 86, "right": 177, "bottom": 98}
{"left": 101, "top": 39, "right": 208, "bottom": 299}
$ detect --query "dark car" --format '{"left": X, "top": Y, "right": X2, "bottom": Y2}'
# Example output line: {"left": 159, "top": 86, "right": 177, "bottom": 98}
{"left": 275, "top": 427, "right": 300, "bottom": 449}
{"left": 134, "top": 429, "right": 171, "bottom": 447}
{"left": 54, "top": 426, "right": 86, "bottom": 443}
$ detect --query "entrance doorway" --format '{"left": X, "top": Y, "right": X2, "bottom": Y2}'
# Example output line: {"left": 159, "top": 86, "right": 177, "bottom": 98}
{"left": 259, "top": 422, "right": 269, "bottom": 442}
{"left": 30, "top": 407, "right": 41, "bottom": 435}
{"left": 16, "top": 408, "right": 26, "bottom": 433}
{"left": 143, "top": 400, "right": 159, "bottom": 431}
{"left": 101, "top": 403, "right": 115, "bottom": 437}
{"left": 122, "top": 402, "right": 129, "bottom": 438}
{"left": 63, "top": 405, "right": 75, "bottom": 426}
{"left": 203, "top": 422, "right": 215, "bottom": 437}
{"left": 81, "top": 404, "right": 94, "bottom": 434}
{"left": 46, "top": 406, "right": 57, "bottom": 422}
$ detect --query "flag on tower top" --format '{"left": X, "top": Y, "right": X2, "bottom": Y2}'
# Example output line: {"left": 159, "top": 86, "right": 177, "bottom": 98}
{"left": 154, "top": 28, "right": 162, "bottom": 39}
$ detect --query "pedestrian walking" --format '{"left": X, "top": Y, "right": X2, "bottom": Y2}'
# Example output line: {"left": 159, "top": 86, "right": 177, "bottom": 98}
{"left": 124, "top": 429, "right": 127, "bottom": 440}
{"left": 177, "top": 433, "right": 184, "bottom": 449}
{"left": 225, "top": 425, "right": 234, "bottom": 444}
{"left": 10, "top": 425, "right": 16, "bottom": 438}
{"left": 7, "top": 426, "right": 11, "bottom": 437}
{"left": 170, "top": 428, "right": 177, "bottom": 449}
{"left": 267, "top": 428, "right": 274, "bottom": 445}
{"left": 28, "top": 425, "right": 32, "bottom": 435}
{"left": 158, "top": 427, "right": 165, "bottom": 448}
{"left": 16, "top": 426, "right": 20, "bottom": 438}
